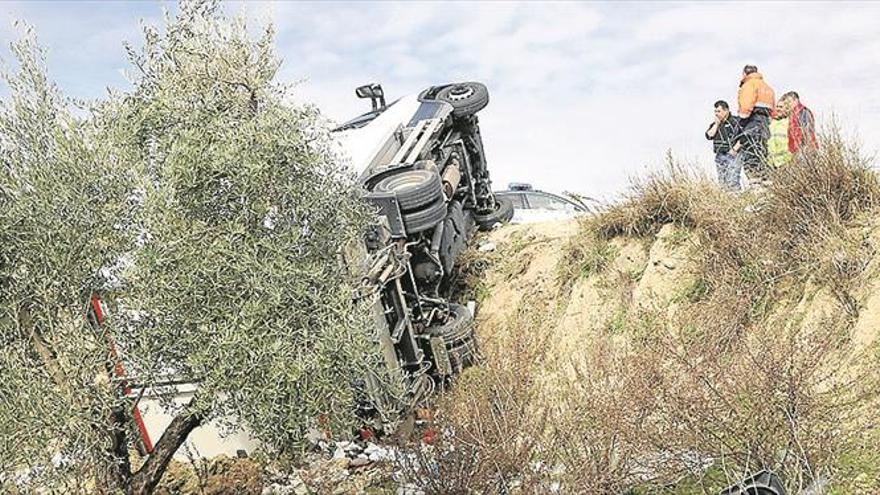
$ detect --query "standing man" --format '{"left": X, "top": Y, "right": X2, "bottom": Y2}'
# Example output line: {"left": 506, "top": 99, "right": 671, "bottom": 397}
{"left": 767, "top": 101, "right": 793, "bottom": 169}
{"left": 780, "top": 91, "right": 817, "bottom": 154}
{"left": 705, "top": 100, "right": 742, "bottom": 190}
{"left": 734, "top": 65, "right": 776, "bottom": 186}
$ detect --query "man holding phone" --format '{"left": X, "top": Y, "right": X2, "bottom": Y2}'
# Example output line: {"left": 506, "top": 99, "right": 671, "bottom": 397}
{"left": 705, "top": 100, "right": 742, "bottom": 190}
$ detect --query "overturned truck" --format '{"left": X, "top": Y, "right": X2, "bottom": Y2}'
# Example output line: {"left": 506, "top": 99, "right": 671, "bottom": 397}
{"left": 335, "top": 81, "right": 513, "bottom": 423}
{"left": 116, "top": 82, "right": 510, "bottom": 459}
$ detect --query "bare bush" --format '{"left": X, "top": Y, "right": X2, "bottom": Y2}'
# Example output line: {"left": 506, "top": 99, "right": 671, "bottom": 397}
{"left": 586, "top": 132, "right": 880, "bottom": 492}
{"left": 397, "top": 292, "right": 561, "bottom": 494}
{"left": 592, "top": 159, "right": 747, "bottom": 241}
{"left": 413, "top": 132, "right": 880, "bottom": 494}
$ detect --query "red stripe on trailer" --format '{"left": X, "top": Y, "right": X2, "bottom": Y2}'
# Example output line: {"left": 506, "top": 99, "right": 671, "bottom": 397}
{"left": 131, "top": 406, "right": 154, "bottom": 452}
{"left": 90, "top": 295, "right": 154, "bottom": 453}
{"left": 90, "top": 294, "right": 106, "bottom": 323}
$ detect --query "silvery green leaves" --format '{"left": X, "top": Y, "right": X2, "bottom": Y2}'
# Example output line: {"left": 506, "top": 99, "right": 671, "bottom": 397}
{"left": 0, "top": 28, "right": 138, "bottom": 489}
{"left": 104, "top": 3, "right": 379, "bottom": 452}
{"left": 3, "top": 1, "right": 385, "bottom": 490}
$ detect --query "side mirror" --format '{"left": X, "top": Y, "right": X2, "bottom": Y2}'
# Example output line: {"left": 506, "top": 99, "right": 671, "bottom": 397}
{"left": 355, "top": 83, "right": 386, "bottom": 111}
{"left": 355, "top": 84, "right": 375, "bottom": 99}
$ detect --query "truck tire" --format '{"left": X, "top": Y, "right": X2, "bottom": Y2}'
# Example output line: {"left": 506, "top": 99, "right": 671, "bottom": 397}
{"left": 373, "top": 169, "right": 443, "bottom": 212}
{"left": 427, "top": 304, "right": 479, "bottom": 372}
{"left": 474, "top": 196, "right": 514, "bottom": 231}
{"left": 429, "top": 303, "right": 473, "bottom": 345}
{"left": 720, "top": 470, "right": 785, "bottom": 495}
{"left": 402, "top": 198, "right": 448, "bottom": 234}
{"left": 437, "top": 82, "right": 489, "bottom": 118}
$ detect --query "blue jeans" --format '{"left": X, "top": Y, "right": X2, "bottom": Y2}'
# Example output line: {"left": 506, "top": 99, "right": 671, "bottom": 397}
{"left": 715, "top": 152, "right": 741, "bottom": 191}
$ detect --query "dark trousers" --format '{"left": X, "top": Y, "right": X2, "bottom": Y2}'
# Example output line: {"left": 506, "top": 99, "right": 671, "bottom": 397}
{"left": 739, "top": 113, "right": 771, "bottom": 182}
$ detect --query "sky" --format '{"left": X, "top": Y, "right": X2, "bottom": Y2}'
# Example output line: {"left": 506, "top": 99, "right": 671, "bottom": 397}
{"left": 1, "top": 1, "right": 879, "bottom": 201}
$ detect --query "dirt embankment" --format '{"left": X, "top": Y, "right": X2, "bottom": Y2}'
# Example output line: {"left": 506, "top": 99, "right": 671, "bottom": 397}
{"left": 478, "top": 216, "right": 880, "bottom": 371}
{"left": 445, "top": 211, "right": 880, "bottom": 493}
{"left": 475, "top": 219, "right": 703, "bottom": 383}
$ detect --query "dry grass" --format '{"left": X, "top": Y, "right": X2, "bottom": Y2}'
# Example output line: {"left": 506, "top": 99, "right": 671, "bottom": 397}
{"left": 592, "top": 160, "right": 748, "bottom": 243}
{"left": 403, "top": 131, "right": 880, "bottom": 494}
{"left": 396, "top": 292, "right": 560, "bottom": 494}
{"left": 593, "top": 132, "right": 880, "bottom": 492}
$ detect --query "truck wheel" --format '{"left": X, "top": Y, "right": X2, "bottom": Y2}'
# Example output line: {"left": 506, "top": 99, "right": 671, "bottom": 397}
{"left": 373, "top": 169, "right": 443, "bottom": 212}
{"left": 437, "top": 82, "right": 489, "bottom": 118}
{"left": 402, "top": 198, "right": 448, "bottom": 234}
{"left": 428, "top": 303, "right": 479, "bottom": 372}
{"left": 429, "top": 303, "right": 473, "bottom": 345}
{"left": 474, "top": 196, "right": 514, "bottom": 231}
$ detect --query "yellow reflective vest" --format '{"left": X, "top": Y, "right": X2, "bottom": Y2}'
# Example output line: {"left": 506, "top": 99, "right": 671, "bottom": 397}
{"left": 768, "top": 118, "right": 792, "bottom": 168}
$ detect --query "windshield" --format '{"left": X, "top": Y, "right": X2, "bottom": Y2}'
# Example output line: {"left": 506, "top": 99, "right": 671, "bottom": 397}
{"left": 526, "top": 192, "right": 580, "bottom": 212}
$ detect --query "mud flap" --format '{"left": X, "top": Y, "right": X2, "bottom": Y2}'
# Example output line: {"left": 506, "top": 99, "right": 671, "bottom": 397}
{"left": 429, "top": 336, "right": 452, "bottom": 377}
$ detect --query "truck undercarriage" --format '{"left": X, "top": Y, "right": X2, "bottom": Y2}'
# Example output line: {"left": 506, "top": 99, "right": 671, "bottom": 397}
{"left": 336, "top": 82, "right": 513, "bottom": 424}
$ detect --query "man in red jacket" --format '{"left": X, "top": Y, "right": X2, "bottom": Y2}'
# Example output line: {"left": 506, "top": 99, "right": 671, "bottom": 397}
{"left": 780, "top": 91, "right": 817, "bottom": 154}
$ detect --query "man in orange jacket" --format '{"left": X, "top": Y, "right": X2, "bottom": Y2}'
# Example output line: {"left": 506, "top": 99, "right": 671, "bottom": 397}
{"left": 731, "top": 65, "right": 776, "bottom": 185}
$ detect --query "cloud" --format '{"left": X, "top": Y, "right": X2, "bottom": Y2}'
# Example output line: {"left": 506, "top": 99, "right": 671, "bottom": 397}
{"left": 226, "top": 1, "right": 880, "bottom": 197}
{"left": 3, "top": 1, "right": 880, "bottom": 198}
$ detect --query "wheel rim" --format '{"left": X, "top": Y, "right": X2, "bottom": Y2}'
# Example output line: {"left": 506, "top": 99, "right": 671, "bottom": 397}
{"left": 447, "top": 85, "right": 475, "bottom": 101}
{"left": 478, "top": 198, "right": 502, "bottom": 216}
{"left": 382, "top": 171, "right": 428, "bottom": 192}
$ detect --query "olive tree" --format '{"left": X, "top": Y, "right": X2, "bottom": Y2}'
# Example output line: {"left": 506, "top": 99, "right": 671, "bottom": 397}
{"left": 0, "top": 28, "right": 141, "bottom": 492}
{"left": 2, "top": 2, "right": 389, "bottom": 493}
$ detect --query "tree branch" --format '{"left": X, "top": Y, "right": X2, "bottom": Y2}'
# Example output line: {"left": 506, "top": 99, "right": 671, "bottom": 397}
{"left": 128, "top": 398, "right": 204, "bottom": 495}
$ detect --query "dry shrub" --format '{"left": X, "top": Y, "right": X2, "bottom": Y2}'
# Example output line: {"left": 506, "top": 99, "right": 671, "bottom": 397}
{"left": 592, "top": 160, "right": 748, "bottom": 242}
{"left": 567, "top": 131, "right": 880, "bottom": 492}
{"left": 397, "top": 291, "right": 560, "bottom": 494}
{"left": 155, "top": 456, "right": 262, "bottom": 495}
{"left": 548, "top": 325, "right": 673, "bottom": 492}
{"left": 765, "top": 131, "right": 879, "bottom": 245}
{"left": 403, "top": 131, "right": 880, "bottom": 494}
{"left": 637, "top": 305, "right": 874, "bottom": 492}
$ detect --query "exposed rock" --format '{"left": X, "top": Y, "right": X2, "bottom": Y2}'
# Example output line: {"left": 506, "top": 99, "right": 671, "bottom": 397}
{"left": 478, "top": 241, "right": 497, "bottom": 252}
{"left": 350, "top": 457, "right": 371, "bottom": 468}
{"left": 332, "top": 447, "right": 346, "bottom": 460}
{"left": 305, "top": 428, "right": 326, "bottom": 446}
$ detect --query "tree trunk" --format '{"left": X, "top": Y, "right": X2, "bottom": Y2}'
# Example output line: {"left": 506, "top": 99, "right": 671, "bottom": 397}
{"left": 19, "top": 304, "right": 203, "bottom": 494}
{"left": 98, "top": 405, "right": 134, "bottom": 493}
{"left": 128, "top": 401, "right": 204, "bottom": 495}
{"left": 20, "top": 305, "right": 135, "bottom": 492}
